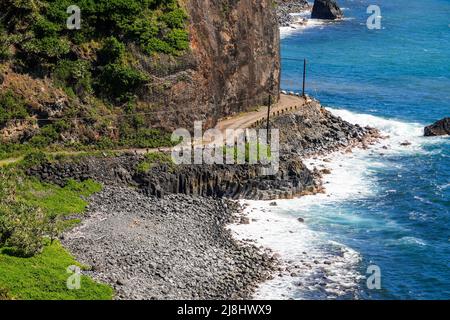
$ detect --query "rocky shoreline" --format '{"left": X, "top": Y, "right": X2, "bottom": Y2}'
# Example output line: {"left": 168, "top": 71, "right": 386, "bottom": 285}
{"left": 29, "top": 98, "right": 381, "bottom": 300}
{"left": 62, "top": 188, "right": 276, "bottom": 300}
{"left": 276, "top": 0, "right": 311, "bottom": 27}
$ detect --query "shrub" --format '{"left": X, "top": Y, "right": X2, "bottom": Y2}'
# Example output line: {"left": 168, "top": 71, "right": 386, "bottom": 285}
{"left": 137, "top": 152, "right": 175, "bottom": 173}
{"left": 0, "top": 26, "right": 11, "bottom": 61}
{"left": 22, "top": 37, "right": 70, "bottom": 59}
{"left": 33, "top": 17, "right": 61, "bottom": 38}
{"left": 164, "top": 29, "right": 189, "bottom": 52}
{"left": 0, "top": 91, "right": 28, "bottom": 126}
{"left": 0, "top": 202, "right": 47, "bottom": 257}
{"left": 143, "top": 37, "right": 175, "bottom": 54}
{"left": 29, "top": 125, "right": 59, "bottom": 147}
{"left": 97, "top": 36, "right": 125, "bottom": 65}
{"left": 97, "top": 63, "right": 149, "bottom": 102}
{"left": 160, "top": 8, "right": 188, "bottom": 29}
{"left": 125, "top": 17, "right": 159, "bottom": 46}
{"left": 53, "top": 60, "right": 93, "bottom": 96}
{"left": 21, "top": 151, "right": 49, "bottom": 168}
{"left": 96, "top": 136, "right": 117, "bottom": 149}
{"left": 0, "top": 45, "right": 11, "bottom": 61}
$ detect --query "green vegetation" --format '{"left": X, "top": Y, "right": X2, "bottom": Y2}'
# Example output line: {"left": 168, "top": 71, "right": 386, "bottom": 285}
{"left": 97, "top": 63, "right": 149, "bottom": 102}
{"left": 0, "top": 0, "right": 192, "bottom": 300}
{"left": 0, "top": 0, "right": 189, "bottom": 61}
{"left": 223, "top": 142, "right": 272, "bottom": 163}
{"left": 1, "top": 163, "right": 101, "bottom": 257}
{"left": 17, "top": 178, "right": 102, "bottom": 218}
{"left": 137, "top": 152, "right": 175, "bottom": 173}
{"left": 0, "top": 126, "right": 175, "bottom": 160}
{"left": 0, "top": 241, "right": 113, "bottom": 300}
{"left": 53, "top": 59, "right": 93, "bottom": 98}
{"left": 0, "top": 164, "right": 112, "bottom": 299}
{"left": 0, "top": 91, "right": 29, "bottom": 126}
{"left": 0, "top": 0, "right": 189, "bottom": 159}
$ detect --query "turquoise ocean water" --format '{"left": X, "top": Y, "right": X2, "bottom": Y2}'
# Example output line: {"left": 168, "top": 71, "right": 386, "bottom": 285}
{"left": 277, "top": 0, "right": 450, "bottom": 299}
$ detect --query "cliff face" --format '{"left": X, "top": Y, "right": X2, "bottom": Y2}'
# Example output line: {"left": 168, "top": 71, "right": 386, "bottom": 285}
{"left": 147, "top": 0, "right": 280, "bottom": 130}
{"left": 0, "top": 0, "right": 280, "bottom": 146}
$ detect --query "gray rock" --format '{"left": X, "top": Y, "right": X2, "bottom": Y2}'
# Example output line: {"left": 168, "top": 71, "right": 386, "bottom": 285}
{"left": 311, "top": 0, "right": 343, "bottom": 20}
{"left": 240, "top": 217, "right": 251, "bottom": 225}
{"left": 62, "top": 187, "right": 276, "bottom": 300}
{"left": 424, "top": 118, "right": 450, "bottom": 136}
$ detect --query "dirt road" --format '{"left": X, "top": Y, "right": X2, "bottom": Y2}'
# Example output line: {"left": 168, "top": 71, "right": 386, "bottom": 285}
{"left": 0, "top": 94, "right": 307, "bottom": 166}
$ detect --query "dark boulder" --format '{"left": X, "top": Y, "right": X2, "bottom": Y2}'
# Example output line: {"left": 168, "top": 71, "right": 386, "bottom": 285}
{"left": 424, "top": 118, "right": 450, "bottom": 136}
{"left": 311, "top": 0, "right": 343, "bottom": 20}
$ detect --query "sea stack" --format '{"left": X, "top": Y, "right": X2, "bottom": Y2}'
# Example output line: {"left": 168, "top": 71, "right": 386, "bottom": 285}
{"left": 424, "top": 118, "right": 450, "bottom": 136}
{"left": 311, "top": 0, "right": 343, "bottom": 20}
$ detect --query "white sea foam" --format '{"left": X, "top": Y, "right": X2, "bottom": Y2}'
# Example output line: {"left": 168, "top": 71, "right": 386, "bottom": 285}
{"left": 279, "top": 9, "right": 332, "bottom": 40}
{"left": 280, "top": 9, "right": 352, "bottom": 40}
{"left": 388, "top": 236, "right": 428, "bottom": 247}
{"left": 228, "top": 108, "right": 437, "bottom": 300}
{"left": 280, "top": 19, "right": 327, "bottom": 39}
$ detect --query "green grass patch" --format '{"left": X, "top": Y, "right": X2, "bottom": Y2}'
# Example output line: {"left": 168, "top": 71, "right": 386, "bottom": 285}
{"left": 137, "top": 152, "right": 175, "bottom": 173}
{"left": 0, "top": 241, "right": 113, "bottom": 300}
{"left": 17, "top": 179, "right": 102, "bottom": 218}
{"left": 223, "top": 142, "right": 272, "bottom": 164}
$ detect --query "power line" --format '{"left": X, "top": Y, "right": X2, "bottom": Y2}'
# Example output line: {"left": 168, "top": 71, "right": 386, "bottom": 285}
{"left": 1, "top": 95, "right": 274, "bottom": 123}
{"left": 281, "top": 57, "right": 308, "bottom": 62}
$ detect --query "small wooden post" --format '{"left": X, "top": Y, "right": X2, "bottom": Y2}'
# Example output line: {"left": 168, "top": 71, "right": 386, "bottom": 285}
{"left": 266, "top": 95, "right": 271, "bottom": 144}
{"left": 302, "top": 59, "right": 307, "bottom": 97}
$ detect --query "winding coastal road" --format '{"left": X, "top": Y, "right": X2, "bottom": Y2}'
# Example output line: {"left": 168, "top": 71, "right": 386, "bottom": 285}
{"left": 0, "top": 94, "right": 307, "bottom": 167}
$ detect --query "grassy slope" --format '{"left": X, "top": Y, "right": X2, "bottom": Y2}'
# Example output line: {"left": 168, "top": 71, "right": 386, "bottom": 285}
{"left": 0, "top": 241, "right": 113, "bottom": 300}
{"left": 0, "top": 0, "right": 188, "bottom": 160}
{"left": 18, "top": 178, "right": 102, "bottom": 217}
{"left": 0, "top": 167, "right": 113, "bottom": 300}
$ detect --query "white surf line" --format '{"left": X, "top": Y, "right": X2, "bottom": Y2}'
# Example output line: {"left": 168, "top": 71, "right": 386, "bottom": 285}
{"left": 228, "top": 109, "right": 432, "bottom": 300}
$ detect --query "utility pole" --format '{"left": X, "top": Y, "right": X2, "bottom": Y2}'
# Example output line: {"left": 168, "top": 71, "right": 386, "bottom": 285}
{"left": 302, "top": 58, "right": 307, "bottom": 97}
{"left": 266, "top": 95, "right": 271, "bottom": 144}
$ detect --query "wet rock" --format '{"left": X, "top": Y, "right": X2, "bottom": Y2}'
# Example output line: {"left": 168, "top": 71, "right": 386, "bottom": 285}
{"left": 275, "top": 0, "right": 310, "bottom": 27}
{"left": 424, "top": 118, "right": 450, "bottom": 136}
{"left": 240, "top": 217, "right": 251, "bottom": 225}
{"left": 311, "top": 0, "right": 343, "bottom": 20}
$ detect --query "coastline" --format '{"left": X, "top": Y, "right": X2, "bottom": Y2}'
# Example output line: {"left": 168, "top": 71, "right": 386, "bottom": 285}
{"left": 51, "top": 95, "right": 382, "bottom": 300}
{"left": 62, "top": 187, "right": 278, "bottom": 300}
{"left": 228, "top": 140, "right": 379, "bottom": 299}
{"left": 1, "top": 0, "right": 448, "bottom": 302}
{"left": 227, "top": 105, "right": 431, "bottom": 299}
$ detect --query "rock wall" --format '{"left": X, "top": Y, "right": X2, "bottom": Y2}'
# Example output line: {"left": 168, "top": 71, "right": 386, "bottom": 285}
{"left": 26, "top": 100, "right": 382, "bottom": 201}
{"left": 28, "top": 154, "right": 317, "bottom": 201}
{"left": 1, "top": 1, "right": 280, "bottom": 143}
{"left": 146, "top": 0, "right": 281, "bottom": 130}
{"left": 266, "top": 99, "right": 381, "bottom": 157}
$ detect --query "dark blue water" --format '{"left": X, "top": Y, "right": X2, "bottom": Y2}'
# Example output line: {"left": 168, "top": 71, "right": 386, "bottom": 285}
{"left": 280, "top": 0, "right": 450, "bottom": 300}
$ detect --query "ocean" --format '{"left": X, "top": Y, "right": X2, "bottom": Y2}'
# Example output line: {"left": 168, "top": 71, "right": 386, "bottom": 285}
{"left": 231, "top": 0, "right": 450, "bottom": 300}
